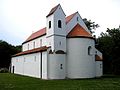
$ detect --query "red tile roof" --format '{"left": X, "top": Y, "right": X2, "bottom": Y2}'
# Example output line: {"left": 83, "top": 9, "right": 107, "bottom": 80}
{"left": 13, "top": 46, "right": 49, "bottom": 57}
{"left": 95, "top": 55, "right": 103, "bottom": 61}
{"left": 23, "top": 27, "right": 46, "bottom": 44}
{"left": 46, "top": 4, "right": 60, "bottom": 17}
{"left": 67, "top": 24, "right": 93, "bottom": 38}
{"left": 66, "top": 12, "right": 77, "bottom": 24}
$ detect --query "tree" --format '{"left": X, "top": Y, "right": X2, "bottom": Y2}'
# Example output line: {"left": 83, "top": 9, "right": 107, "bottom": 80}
{"left": 0, "top": 40, "right": 21, "bottom": 69}
{"left": 96, "top": 27, "right": 120, "bottom": 74}
{"left": 83, "top": 18, "right": 99, "bottom": 33}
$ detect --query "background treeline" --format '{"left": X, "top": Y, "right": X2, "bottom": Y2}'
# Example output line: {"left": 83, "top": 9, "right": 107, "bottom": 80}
{"left": 0, "top": 40, "right": 21, "bottom": 69}
{"left": 96, "top": 27, "right": 120, "bottom": 74}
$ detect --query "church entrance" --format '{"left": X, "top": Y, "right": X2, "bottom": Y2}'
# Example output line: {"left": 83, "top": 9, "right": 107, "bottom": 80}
{"left": 12, "top": 66, "right": 14, "bottom": 73}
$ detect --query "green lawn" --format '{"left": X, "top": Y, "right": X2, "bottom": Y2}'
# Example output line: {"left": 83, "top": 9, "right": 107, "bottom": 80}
{"left": 0, "top": 73, "right": 120, "bottom": 90}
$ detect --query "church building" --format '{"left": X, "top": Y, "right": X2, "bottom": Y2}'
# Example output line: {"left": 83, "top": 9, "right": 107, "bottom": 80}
{"left": 11, "top": 4, "right": 103, "bottom": 79}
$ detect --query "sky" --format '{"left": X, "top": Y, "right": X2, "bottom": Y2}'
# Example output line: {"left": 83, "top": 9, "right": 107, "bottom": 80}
{"left": 0, "top": 0, "right": 120, "bottom": 45}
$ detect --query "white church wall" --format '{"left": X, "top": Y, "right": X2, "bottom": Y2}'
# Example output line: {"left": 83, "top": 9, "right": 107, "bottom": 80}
{"left": 67, "top": 38, "right": 96, "bottom": 78}
{"left": 46, "top": 36, "right": 54, "bottom": 51}
{"left": 22, "top": 36, "right": 46, "bottom": 51}
{"left": 22, "top": 44, "right": 28, "bottom": 51}
{"left": 42, "top": 51, "right": 48, "bottom": 79}
{"left": 46, "top": 15, "right": 54, "bottom": 37}
{"left": 48, "top": 54, "right": 66, "bottom": 79}
{"left": 11, "top": 56, "right": 24, "bottom": 75}
{"left": 12, "top": 53, "right": 41, "bottom": 78}
{"left": 23, "top": 53, "right": 40, "bottom": 78}
{"left": 46, "top": 15, "right": 54, "bottom": 49}
{"left": 54, "top": 36, "right": 66, "bottom": 52}
{"left": 95, "top": 61, "right": 103, "bottom": 77}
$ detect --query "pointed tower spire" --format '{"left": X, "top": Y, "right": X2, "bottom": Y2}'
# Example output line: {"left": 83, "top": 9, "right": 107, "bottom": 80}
{"left": 46, "top": 4, "right": 60, "bottom": 17}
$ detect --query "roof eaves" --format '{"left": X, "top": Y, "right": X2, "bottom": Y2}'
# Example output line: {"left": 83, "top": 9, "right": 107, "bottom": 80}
{"left": 12, "top": 46, "right": 49, "bottom": 57}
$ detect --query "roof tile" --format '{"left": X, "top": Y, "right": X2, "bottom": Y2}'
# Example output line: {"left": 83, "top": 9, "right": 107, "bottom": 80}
{"left": 95, "top": 55, "right": 103, "bottom": 61}
{"left": 67, "top": 24, "right": 93, "bottom": 38}
{"left": 23, "top": 27, "right": 46, "bottom": 43}
{"left": 46, "top": 4, "right": 60, "bottom": 17}
{"left": 13, "top": 46, "right": 48, "bottom": 57}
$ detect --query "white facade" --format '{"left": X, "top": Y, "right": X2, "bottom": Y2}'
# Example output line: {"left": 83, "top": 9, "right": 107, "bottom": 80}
{"left": 11, "top": 4, "right": 103, "bottom": 79}
{"left": 95, "top": 61, "right": 103, "bottom": 77}
{"left": 48, "top": 54, "right": 66, "bottom": 79}
{"left": 67, "top": 38, "right": 96, "bottom": 78}
{"left": 12, "top": 53, "right": 41, "bottom": 78}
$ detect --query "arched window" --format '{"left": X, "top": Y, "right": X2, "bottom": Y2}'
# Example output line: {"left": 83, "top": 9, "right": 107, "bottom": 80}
{"left": 34, "top": 56, "right": 36, "bottom": 62}
{"left": 49, "top": 49, "right": 53, "bottom": 54}
{"left": 88, "top": 46, "right": 92, "bottom": 55}
{"left": 77, "top": 17, "right": 79, "bottom": 21}
{"left": 24, "top": 57, "right": 26, "bottom": 62}
{"left": 59, "top": 41, "right": 61, "bottom": 46}
{"left": 40, "top": 39, "right": 42, "bottom": 47}
{"left": 60, "top": 64, "right": 63, "bottom": 69}
{"left": 100, "top": 64, "right": 102, "bottom": 68}
{"left": 58, "top": 20, "right": 62, "bottom": 28}
{"left": 28, "top": 44, "right": 29, "bottom": 50}
{"left": 49, "top": 21, "right": 51, "bottom": 28}
{"left": 33, "top": 42, "right": 35, "bottom": 48}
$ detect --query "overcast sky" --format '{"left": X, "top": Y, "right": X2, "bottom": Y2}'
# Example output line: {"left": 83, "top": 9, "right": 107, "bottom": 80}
{"left": 0, "top": 0, "right": 120, "bottom": 45}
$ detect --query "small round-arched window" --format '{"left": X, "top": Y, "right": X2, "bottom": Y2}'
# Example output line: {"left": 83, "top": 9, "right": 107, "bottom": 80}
{"left": 58, "top": 20, "right": 62, "bottom": 28}
{"left": 77, "top": 17, "right": 79, "bottom": 21}
{"left": 88, "top": 46, "right": 92, "bottom": 55}
{"left": 49, "top": 21, "right": 51, "bottom": 28}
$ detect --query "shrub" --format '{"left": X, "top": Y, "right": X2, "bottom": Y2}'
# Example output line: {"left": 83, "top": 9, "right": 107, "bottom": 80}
{"left": 0, "top": 68, "right": 9, "bottom": 73}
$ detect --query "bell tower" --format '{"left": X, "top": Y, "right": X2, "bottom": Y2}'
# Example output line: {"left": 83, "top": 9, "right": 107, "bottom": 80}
{"left": 46, "top": 4, "right": 66, "bottom": 52}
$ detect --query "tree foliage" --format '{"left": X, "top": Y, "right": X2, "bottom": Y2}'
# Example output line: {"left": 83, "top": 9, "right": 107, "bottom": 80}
{"left": 96, "top": 27, "right": 120, "bottom": 74}
{"left": 0, "top": 40, "right": 21, "bottom": 69}
{"left": 83, "top": 18, "right": 99, "bottom": 33}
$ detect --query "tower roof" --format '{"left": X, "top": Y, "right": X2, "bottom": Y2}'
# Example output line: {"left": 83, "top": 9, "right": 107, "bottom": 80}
{"left": 67, "top": 24, "right": 93, "bottom": 38}
{"left": 46, "top": 4, "right": 60, "bottom": 17}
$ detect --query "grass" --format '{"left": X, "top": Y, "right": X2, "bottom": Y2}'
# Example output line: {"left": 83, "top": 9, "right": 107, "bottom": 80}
{"left": 0, "top": 73, "right": 120, "bottom": 90}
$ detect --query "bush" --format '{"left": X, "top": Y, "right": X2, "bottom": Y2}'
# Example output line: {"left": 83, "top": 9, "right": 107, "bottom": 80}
{"left": 0, "top": 68, "right": 9, "bottom": 73}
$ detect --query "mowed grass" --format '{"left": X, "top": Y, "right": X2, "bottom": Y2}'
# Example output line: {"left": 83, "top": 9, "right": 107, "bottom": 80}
{"left": 0, "top": 73, "right": 120, "bottom": 90}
